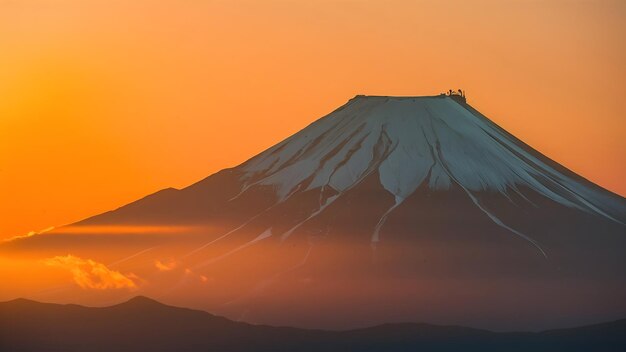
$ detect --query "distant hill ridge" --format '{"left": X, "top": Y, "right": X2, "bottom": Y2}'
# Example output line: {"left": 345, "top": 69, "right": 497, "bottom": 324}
{"left": 1, "top": 296, "right": 625, "bottom": 352}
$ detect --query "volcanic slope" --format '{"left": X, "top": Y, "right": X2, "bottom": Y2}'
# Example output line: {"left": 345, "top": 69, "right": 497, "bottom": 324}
{"left": 7, "top": 95, "right": 626, "bottom": 330}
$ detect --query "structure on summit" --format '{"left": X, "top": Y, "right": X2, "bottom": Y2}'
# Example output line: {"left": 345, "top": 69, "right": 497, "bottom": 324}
{"left": 442, "top": 88, "right": 466, "bottom": 103}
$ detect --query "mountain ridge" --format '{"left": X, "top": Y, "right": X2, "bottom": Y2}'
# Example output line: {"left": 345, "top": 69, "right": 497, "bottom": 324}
{"left": 1, "top": 296, "right": 625, "bottom": 352}
{"left": 38, "top": 95, "right": 625, "bottom": 232}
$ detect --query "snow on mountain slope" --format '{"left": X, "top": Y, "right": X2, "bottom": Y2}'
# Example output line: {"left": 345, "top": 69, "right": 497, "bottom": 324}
{"left": 239, "top": 96, "right": 623, "bottom": 220}
{"left": 225, "top": 95, "right": 623, "bottom": 256}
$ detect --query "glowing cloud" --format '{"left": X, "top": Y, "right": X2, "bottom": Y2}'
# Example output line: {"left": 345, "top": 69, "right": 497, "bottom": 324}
{"left": 43, "top": 255, "right": 137, "bottom": 290}
{"left": 4, "top": 226, "right": 55, "bottom": 242}
{"left": 154, "top": 258, "right": 178, "bottom": 271}
{"left": 48, "top": 225, "right": 197, "bottom": 235}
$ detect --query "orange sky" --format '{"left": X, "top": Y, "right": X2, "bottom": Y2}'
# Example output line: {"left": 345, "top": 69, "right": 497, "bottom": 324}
{"left": 0, "top": 0, "right": 625, "bottom": 240}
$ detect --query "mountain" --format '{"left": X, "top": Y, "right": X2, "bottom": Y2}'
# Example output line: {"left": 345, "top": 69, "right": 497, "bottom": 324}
{"left": 1, "top": 297, "right": 625, "bottom": 352}
{"left": 4, "top": 94, "right": 626, "bottom": 330}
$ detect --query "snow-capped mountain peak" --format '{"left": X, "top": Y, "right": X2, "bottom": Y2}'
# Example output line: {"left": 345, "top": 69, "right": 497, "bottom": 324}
{"left": 238, "top": 95, "right": 623, "bottom": 224}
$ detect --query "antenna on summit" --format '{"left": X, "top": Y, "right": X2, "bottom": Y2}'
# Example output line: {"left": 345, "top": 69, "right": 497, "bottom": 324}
{"left": 441, "top": 88, "right": 467, "bottom": 104}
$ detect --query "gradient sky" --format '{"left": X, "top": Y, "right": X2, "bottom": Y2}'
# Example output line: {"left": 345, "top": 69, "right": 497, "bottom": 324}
{"left": 1, "top": 0, "right": 625, "bottom": 240}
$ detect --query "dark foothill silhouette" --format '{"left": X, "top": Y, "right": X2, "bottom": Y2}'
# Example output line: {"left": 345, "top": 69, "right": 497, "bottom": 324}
{"left": 1, "top": 297, "right": 625, "bottom": 352}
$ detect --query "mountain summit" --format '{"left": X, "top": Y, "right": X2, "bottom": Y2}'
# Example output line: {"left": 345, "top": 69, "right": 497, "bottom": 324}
{"left": 235, "top": 95, "right": 623, "bottom": 251}
{"left": 7, "top": 94, "right": 626, "bottom": 330}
